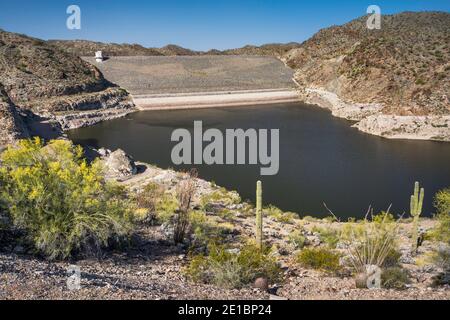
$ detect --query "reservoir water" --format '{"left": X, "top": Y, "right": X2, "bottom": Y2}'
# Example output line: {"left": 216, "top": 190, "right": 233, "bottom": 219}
{"left": 68, "top": 103, "right": 450, "bottom": 219}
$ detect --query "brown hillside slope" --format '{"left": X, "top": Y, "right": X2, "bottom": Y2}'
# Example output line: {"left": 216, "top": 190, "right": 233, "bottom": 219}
{"left": 50, "top": 40, "right": 299, "bottom": 58}
{"left": 284, "top": 12, "right": 450, "bottom": 117}
{"left": 222, "top": 43, "right": 301, "bottom": 58}
{"left": 0, "top": 30, "right": 135, "bottom": 143}
{"left": 49, "top": 40, "right": 199, "bottom": 57}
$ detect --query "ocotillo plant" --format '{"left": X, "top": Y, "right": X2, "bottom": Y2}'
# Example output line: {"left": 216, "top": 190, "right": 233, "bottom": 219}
{"left": 410, "top": 181, "right": 424, "bottom": 252}
{"left": 256, "top": 181, "right": 263, "bottom": 250}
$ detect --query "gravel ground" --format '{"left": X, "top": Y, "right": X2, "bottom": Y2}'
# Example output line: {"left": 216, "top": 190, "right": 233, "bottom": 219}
{"left": 0, "top": 227, "right": 266, "bottom": 300}
{"left": 82, "top": 56, "right": 296, "bottom": 95}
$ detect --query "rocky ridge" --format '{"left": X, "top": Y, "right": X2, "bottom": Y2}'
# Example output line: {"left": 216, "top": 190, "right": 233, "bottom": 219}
{"left": 0, "top": 29, "right": 136, "bottom": 147}
{"left": 283, "top": 12, "right": 450, "bottom": 141}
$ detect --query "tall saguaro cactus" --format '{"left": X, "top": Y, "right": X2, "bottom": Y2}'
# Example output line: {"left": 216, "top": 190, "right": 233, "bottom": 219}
{"left": 410, "top": 181, "right": 425, "bottom": 252}
{"left": 256, "top": 181, "right": 263, "bottom": 250}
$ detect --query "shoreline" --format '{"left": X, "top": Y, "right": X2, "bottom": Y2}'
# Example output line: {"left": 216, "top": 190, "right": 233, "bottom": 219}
{"left": 299, "top": 87, "right": 450, "bottom": 142}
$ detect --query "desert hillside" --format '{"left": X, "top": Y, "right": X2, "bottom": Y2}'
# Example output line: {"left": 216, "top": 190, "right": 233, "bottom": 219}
{"left": 284, "top": 12, "right": 450, "bottom": 117}
{"left": 49, "top": 39, "right": 164, "bottom": 57}
{"left": 220, "top": 42, "right": 301, "bottom": 58}
{"left": 50, "top": 39, "right": 300, "bottom": 58}
{"left": 0, "top": 30, "right": 135, "bottom": 145}
{"left": 49, "top": 40, "right": 201, "bottom": 57}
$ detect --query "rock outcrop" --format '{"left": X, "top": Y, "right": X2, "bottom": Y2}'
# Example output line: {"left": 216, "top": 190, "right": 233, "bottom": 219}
{"left": 101, "top": 148, "right": 138, "bottom": 181}
{"left": 0, "top": 85, "right": 28, "bottom": 148}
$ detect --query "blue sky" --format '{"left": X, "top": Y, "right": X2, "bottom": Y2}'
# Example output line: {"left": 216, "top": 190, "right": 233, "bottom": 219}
{"left": 0, "top": 0, "right": 449, "bottom": 50}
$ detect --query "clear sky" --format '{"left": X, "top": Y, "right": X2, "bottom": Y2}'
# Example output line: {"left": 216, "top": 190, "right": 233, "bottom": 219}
{"left": 0, "top": 0, "right": 449, "bottom": 51}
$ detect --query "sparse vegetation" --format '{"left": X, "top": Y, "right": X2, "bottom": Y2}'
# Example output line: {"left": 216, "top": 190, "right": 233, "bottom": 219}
{"left": 173, "top": 170, "right": 197, "bottom": 244}
{"left": 133, "top": 182, "right": 165, "bottom": 224}
{"left": 265, "top": 205, "right": 298, "bottom": 224}
{"left": 288, "top": 230, "right": 307, "bottom": 249}
{"left": 381, "top": 267, "right": 411, "bottom": 290}
{"left": 312, "top": 226, "right": 339, "bottom": 248}
{"left": 296, "top": 247, "right": 341, "bottom": 273}
{"left": 186, "top": 243, "right": 282, "bottom": 289}
{"left": 431, "top": 188, "right": 450, "bottom": 286}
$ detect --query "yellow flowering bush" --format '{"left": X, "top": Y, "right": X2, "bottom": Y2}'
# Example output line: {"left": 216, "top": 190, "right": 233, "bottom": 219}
{"left": 0, "top": 138, "right": 132, "bottom": 260}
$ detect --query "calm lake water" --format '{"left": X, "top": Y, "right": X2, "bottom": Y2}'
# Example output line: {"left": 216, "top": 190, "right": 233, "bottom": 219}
{"left": 68, "top": 103, "right": 450, "bottom": 219}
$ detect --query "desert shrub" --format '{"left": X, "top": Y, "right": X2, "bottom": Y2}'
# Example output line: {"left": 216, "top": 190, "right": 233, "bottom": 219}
{"left": 302, "top": 216, "right": 321, "bottom": 222}
{"left": 381, "top": 267, "right": 411, "bottom": 290}
{"left": 200, "top": 188, "right": 241, "bottom": 212}
{"left": 347, "top": 219, "right": 400, "bottom": 273}
{"left": 133, "top": 182, "right": 164, "bottom": 224}
{"left": 296, "top": 247, "right": 341, "bottom": 272}
{"left": 155, "top": 193, "right": 179, "bottom": 223}
{"left": 0, "top": 139, "right": 132, "bottom": 260}
{"left": 431, "top": 188, "right": 450, "bottom": 285}
{"left": 265, "top": 205, "right": 298, "bottom": 224}
{"left": 186, "top": 243, "right": 282, "bottom": 289}
{"left": 173, "top": 171, "right": 197, "bottom": 244}
{"left": 189, "top": 211, "right": 234, "bottom": 247}
{"left": 433, "top": 188, "right": 450, "bottom": 243}
{"left": 433, "top": 245, "right": 450, "bottom": 270}
{"left": 288, "top": 230, "right": 307, "bottom": 249}
{"left": 340, "top": 222, "right": 367, "bottom": 241}
{"left": 372, "top": 211, "right": 396, "bottom": 224}
{"left": 312, "top": 226, "right": 339, "bottom": 248}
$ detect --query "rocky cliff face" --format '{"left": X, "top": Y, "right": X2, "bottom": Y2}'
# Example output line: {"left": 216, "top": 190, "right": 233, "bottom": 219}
{"left": 0, "top": 30, "right": 135, "bottom": 146}
{"left": 284, "top": 12, "right": 450, "bottom": 141}
{"left": 0, "top": 85, "right": 29, "bottom": 147}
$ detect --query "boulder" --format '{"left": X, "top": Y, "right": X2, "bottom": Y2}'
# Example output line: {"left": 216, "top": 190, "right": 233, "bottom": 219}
{"left": 103, "top": 149, "right": 137, "bottom": 181}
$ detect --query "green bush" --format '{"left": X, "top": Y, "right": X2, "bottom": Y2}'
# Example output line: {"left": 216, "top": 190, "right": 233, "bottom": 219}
{"left": 434, "top": 188, "right": 450, "bottom": 244}
{"left": 186, "top": 243, "right": 282, "bottom": 289}
{"left": 200, "top": 188, "right": 241, "bottom": 212}
{"left": 133, "top": 182, "right": 165, "bottom": 224}
{"left": 372, "top": 211, "right": 396, "bottom": 224}
{"left": 189, "top": 211, "right": 234, "bottom": 247}
{"left": 312, "top": 226, "right": 339, "bottom": 248}
{"left": 155, "top": 193, "right": 179, "bottom": 224}
{"left": 296, "top": 247, "right": 341, "bottom": 272}
{"left": 265, "top": 205, "right": 298, "bottom": 224}
{"left": 381, "top": 267, "right": 411, "bottom": 290}
{"left": 0, "top": 139, "right": 132, "bottom": 260}
{"left": 288, "top": 230, "right": 307, "bottom": 249}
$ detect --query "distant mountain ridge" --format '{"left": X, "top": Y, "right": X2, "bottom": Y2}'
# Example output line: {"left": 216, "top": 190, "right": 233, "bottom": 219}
{"left": 49, "top": 39, "right": 301, "bottom": 58}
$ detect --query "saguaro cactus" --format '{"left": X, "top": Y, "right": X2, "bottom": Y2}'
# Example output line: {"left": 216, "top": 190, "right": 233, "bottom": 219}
{"left": 256, "top": 181, "right": 263, "bottom": 250}
{"left": 410, "top": 181, "right": 425, "bottom": 252}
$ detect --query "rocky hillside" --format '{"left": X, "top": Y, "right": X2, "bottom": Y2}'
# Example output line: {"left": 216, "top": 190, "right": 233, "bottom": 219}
{"left": 0, "top": 30, "right": 135, "bottom": 146}
{"left": 51, "top": 39, "right": 299, "bottom": 58}
{"left": 50, "top": 40, "right": 200, "bottom": 57}
{"left": 283, "top": 12, "right": 450, "bottom": 140}
{"left": 220, "top": 42, "right": 301, "bottom": 58}
{"left": 48, "top": 39, "right": 164, "bottom": 57}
